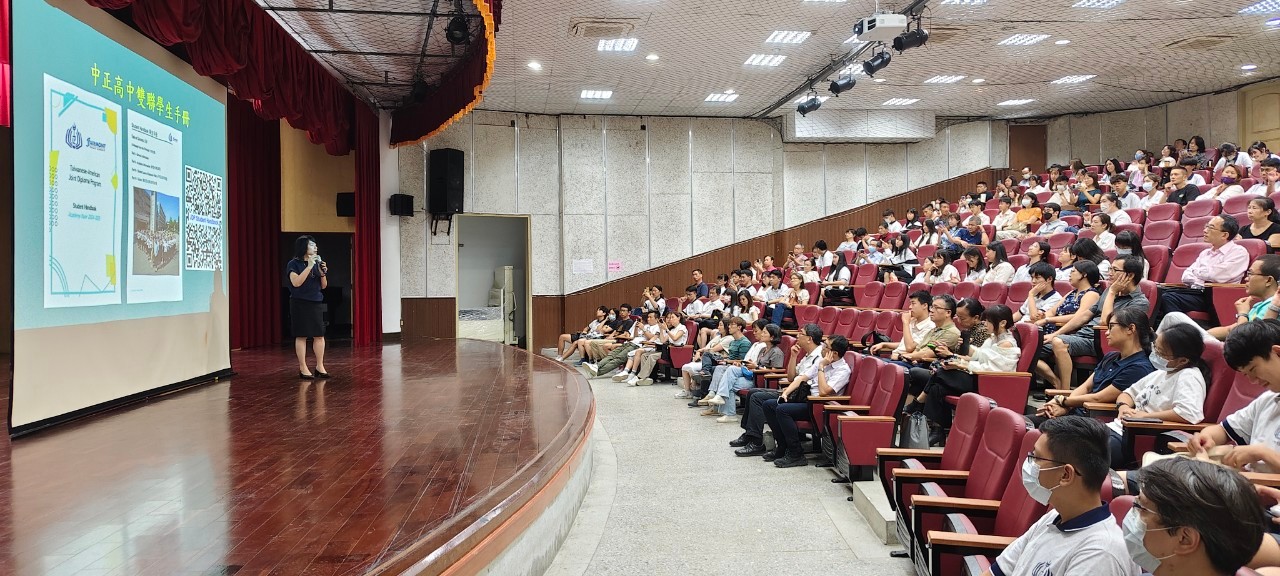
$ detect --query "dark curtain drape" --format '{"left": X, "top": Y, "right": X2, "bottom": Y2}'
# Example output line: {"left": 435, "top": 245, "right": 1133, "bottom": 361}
{"left": 1, "top": 0, "right": 10, "bottom": 127}
{"left": 227, "top": 97, "right": 281, "bottom": 349}
{"left": 352, "top": 104, "right": 382, "bottom": 345}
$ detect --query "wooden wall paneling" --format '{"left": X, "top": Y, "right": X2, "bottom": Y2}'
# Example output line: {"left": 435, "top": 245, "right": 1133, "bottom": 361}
{"left": 401, "top": 298, "right": 457, "bottom": 339}
{"left": 1009, "top": 125, "right": 1049, "bottom": 174}
{"left": 531, "top": 296, "right": 566, "bottom": 351}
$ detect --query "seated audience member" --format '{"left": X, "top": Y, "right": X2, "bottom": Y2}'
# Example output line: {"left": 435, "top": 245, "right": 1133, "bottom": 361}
{"left": 1032, "top": 307, "right": 1155, "bottom": 426}
{"left": 1185, "top": 135, "right": 1209, "bottom": 169}
{"left": 1250, "top": 140, "right": 1280, "bottom": 163}
{"left": 1189, "top": 320, "right": 1280, "bottom": 475}
{"left": 771, "top": 274, "right": 809, "bottom": 326}
{"left": 1039, "top": 203, "right": 1074, "bottom": 235}
{"left": 752, "top": 254, "right": 778, "bottom": 278}
{"left": 982, "top": 241, "right": 1015, "bottom": 285}
{"left": 1012, "top": 240, "right": 1051, "bottom": 284}
{"left": 1111, "top": 173, "right": 1141, "bottom": 210}
{"left": 737, "top": 261, "right": 758, "bottom": 285}
{"left": 1099, "top": 192, "right": 1132, "bottom": 226}
{"left": 1242, "top": 196, "right": 1280, "bottom": 253}
{"left": 837, "top": 227, "right": 867, "bottom": 253}
{"left": 936, "top": 199, "right": 954, "bottom": 224}
{"left": 1163, "top": 165, "right": 1201, "bottom": 206}
{"left": 902, "top": 208, "right": 923, "bottom": 230}
{"left": 1247, "top": 157, "right": 1280, "bottom": 198}
{"left": 913, "top": 251, "right": 962, "bottom": 285}
{"left": 870, "top": 290, "right": 936, "bottom": 357}
{"left": 1037, "top": 260, "right": 1103, "bottom": 390}
{"left": 1175, "top": 156, "right": 1205, "bottom": 187}
{"left": 883, "top": 210, "right": 904, "bottom": 233}
{"left": 580, "top": 304, "right": 634, "bottom": 364}
{"left": 625, "top": 310, "right": 689, "bottom": 386}
{"left": 970, "top": 180, "right": 991, "bottom": 203}
{"left": 1139, "top": 174, "right": 1167, "bottom": 210}
{"left": 680, "top": 285, "right": 704, "bottom": 319}
{"left": 785, "top": 243, "right": 809, "bottom": 275}
{"left": 1068, "top": 237, "right": 1112, "bottom": 278}
{"left": 818, "top": 251, "right": 853, "bottom": 305}
{"left": 1173, "top": 138, "right": 1188, "bottom": 159}
{"left": 1002, "top": 193, "right": 1043, "bottom": 241}
{"left": 612, "top": 310, "right": 665, "bottom": 382}
{"left": 891, "top": 295, "right": 962, "bottom": 368}
{"left": 1163, "top": 255, "right": 1280, "bottom": 340}
{"left": 949, "top": 216, "right": 990, "bottom": 254}
{"left": 991, "top": 195, "right": 1018, "bottom": 235}
{"left": 1090, "top": 213, "right": 1117, "bottom": 250}
{"left": 725, "top": 290, "right": 759, "bottom": 326}
{"left": 1203, "top": 164, "right": 1246, "bottom": 201}
{"left": 1128, "top": 154, "right": 1152, "bottom": 186}
{"left": 1100, "top": 158, "right": 1124, "bottom": 184}
{"left": 911, "top": 305, "right": 1020, "bottom": 445}
{"left": 1076, "top": 171, "right": 1104, "bottom": 210}
{"left": 730, "top": 323, "right": 825, "bottom": 456}
{"left": 721, "top": 273, "right": 739, "bottom": 298}
{"left": 1157, "top": 144, "right": 1178, "bottom": 169}
{"left": 1018, "top": 166, "right": 1034, "bottom": 188}
{"left": 813, "top": 240, "right": 834, "bottom": 269}
{"left": 967, "top": 200, "right": 991, "bottom": 226}
{"left": 1114, "top": 231, "right": 1150, "bottom": 278}
{"left": 1049, "top": 177, "right": 1075, "bottom": 214}
{"left": 951, "top": 298, "right": 990, "bottom": 356}
{"left": 1124, "top": 458, "right": 1265, "bottom": 576}
{"left": 756, "top": 268, "right": 786, "bottom": 304}
{"left": 1048, "top": 163, "right": 1064, "bottom": 185}
{"left": 707, "top": 322, "right": 784, "bottom": 422}
{"left": 692, "top": 269, "right": 709, "bottom": 298}
{"left": 585, "top": 307, "right": 646, "bottom": 377}
{"left": 557, "top": 305, "right": 610, "bottom": 362}
{"left": 880, "top": 235, "right": 918, "bottom": 283}
{"left": 641, "top": 285, "right": 666, "bottom": 314}
{"left": 799, "top": 258, "right": 821, "bottom": 284}
{"left": 762, "top": 334, "right": 851, "bottom": 468}
{"left": 983, "top": 417, "right": 1138, "bottom": 576}
{"left": 677, "top": 317, "right": 735, "bottom": 400}
{"left": 1152, "top": 214, "right": 1249, "bottom": 327}
{"left": 1056, "top": 242, "right": 1079, "bottom": 282}
{"left": 1103, "top": 323, "right": 1207, "bottom": 468}
{"left": 962, "top": 247, "right": 988, "bottom": 283}
{"left": 691, "top": 286, "right": 726, "bottom": 347}
{"left": 914, "top": 219, "right": 942, "bottom": 248}
{"left": 693, "top": 317, "right": 753, "bottom": 412}
{"left": 921, "top": 204, "right": 940, "bottom": 228}
{"left": 1014, "top": 261, "right": 1063, "bottom": 323}
{"left": 1026, "top": 173, "right": 1047, "bottom": 196}
{"left": 1214, "top": 141, "right": 1254, "bottom": 174}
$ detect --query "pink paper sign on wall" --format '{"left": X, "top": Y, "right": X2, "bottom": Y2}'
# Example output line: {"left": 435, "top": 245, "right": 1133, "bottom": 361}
{"left": 607, "top": 260, "right": 622, "bottom": 273}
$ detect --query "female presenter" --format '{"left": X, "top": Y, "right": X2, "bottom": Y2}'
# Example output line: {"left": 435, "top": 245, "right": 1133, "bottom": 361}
{"left": 287, "top": 235, "right": 328, "bottom": 379}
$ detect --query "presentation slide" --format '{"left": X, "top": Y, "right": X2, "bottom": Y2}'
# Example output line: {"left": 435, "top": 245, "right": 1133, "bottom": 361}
{"left": 11, "top": 0, "right": 230, "bottom": 432}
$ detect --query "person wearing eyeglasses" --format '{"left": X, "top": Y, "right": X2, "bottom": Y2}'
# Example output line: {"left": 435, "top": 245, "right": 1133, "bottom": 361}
{"left": 1152, "top": 214, "right": 1250, "bottom": 328}
{"left": 981, "top": 416, "right": 1139, "bottom": 576}
{"left": 1032, "top": 307, "right": 1155, "bottom": 426}
{"left": 1161, "top": 254, "right": 1280, "bottom": 341}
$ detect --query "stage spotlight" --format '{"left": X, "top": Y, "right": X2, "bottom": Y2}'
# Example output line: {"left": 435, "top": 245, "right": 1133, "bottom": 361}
{"left": 862, "top": 50, "right": 891, "bottom": 76}
{"left": 892, "top": 27, "right": 929, "bottom": 52}
{"left": 446, "top": 16, "right": 470, "bottom": 45}
{"left": 797, "top": 95, "right": 822, "bottom": 116}
{"left": 829, "top": 75, "right": 856, "bottom": 96}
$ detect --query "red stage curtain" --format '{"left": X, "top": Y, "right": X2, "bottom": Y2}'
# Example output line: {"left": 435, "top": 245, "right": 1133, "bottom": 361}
{"left": 227, "top": 97, "right": 281, "bottom": 349}
{"left": 352, "top": 104, "right": 382, "bottom": 345}
{"left": 1, "top": 0, "right": 10, "bottom": 127}
{"left": 132, "top": 0, "right": 205, "bottom": 46}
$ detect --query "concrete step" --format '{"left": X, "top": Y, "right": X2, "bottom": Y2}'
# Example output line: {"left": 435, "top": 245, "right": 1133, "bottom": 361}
{"left": 849, "top": 475, "right": 901, "bottom": 546}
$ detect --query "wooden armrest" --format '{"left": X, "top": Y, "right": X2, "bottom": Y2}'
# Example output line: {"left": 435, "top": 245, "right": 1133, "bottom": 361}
{"left": 762, "top": 373, "right": 787, "bottom": 379}
{"left": 824, "top": 404, "right": 870, "bottom": 412}
{"left": 927, "top": 531, "right": 1017, "bottom": 551}
{"left": 1205, "top": 283, "right": 1246, "bottom": 288}
{"left": 894, "top": 469, "right": 971, "bottom": 480}
{"left": 971, "top": 371, "right": 1033, "bottom": 377}
{"left": 1045, "top": 389, "right": 1072, "bottom": 397}
{"left": 877, "top": 447, "right": 945, "bottom": 459}
{"left": 836, "top": 415, "right": 896, "bottom": 423}
{"left": 1121, "top": 421, "right": 1211, "bottom": 432}
{"left": 910, "top": 495, "right": 1001, "bottom": 512}
{"left": 1244, "top": 472, "right": 1280, "bottom": 487}
{"left": 809, "top": 395, "right": 850, "bottom": 402}
{"left": 1169, "top": 441, "right": 1188, "bottom": 453}
{"left": 1084, "top": 402, "right": 1119, "bottom": 412}
{"left": 1158, "top": 283, "right": 1188, "bottom": 288}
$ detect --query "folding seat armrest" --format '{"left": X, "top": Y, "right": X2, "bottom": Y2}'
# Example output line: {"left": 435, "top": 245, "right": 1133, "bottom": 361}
{"left": 1084, "top": 402, "right": 1120, "bottom": 417}
{"left": 836, "top": 414, "right": 894, "bottom": 422}
{"left": 911, "top": 494, "right": 1000, "bottom": 516}
{"left": 1044, "top": 389, "right": 1072, "bottom": 397}
{"left": 1158, "top": 282, "right": 1188, "bottom": 288}
{"left": 808, "top": 395, "right": 851, "bottom": 403}
{"left": 1168, "top": 441, "right": 1188, "bottom": 453}
{"left": 877, "top": 447, "right": 945, "bottom": 460}
{"left": 970, "top": 371, "right": 1032, "bottom": 377}
{"left": 894, "top": 468, "right": 970, "bottom": 487}
{"left": 927, "top": 531, "right": 1016, "bottom": 571}
{"left": 825, "top": 404, "right": 871, "bottom": 412}
{"left": 1120, "top": 420, "right": 1211, "bottom": 433}
{"left": 1244, "top": 472, "right": 1280, "bottom": 487}
{"left": 1204, "top": 283, "right": 1247, "bottom": 288}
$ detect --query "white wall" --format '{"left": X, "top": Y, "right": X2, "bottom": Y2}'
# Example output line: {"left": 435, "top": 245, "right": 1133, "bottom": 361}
{"left": 457, "top": 215, "right": 528, "bottom": 340}
{"left": 395, "top": 112, "right": 1009, "bottom": 298}
{"left": 1044, "top": 90, "right": 1239, "bottom": 166}
{"left": 378, "top": 112, "right": 402, "bottom": 335}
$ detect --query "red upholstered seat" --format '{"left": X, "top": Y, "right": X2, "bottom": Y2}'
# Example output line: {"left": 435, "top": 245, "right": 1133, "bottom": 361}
{"left": 1147, "top": 203, "right": 1182, "bottom": 222}
{"left": 1060, "top": 215, "right": 1082, "bottom": 228}
{"left": 1179, "top": 216, "right": 1212, "bottom": 245}
{"left": 964, "top": 323, "right": 1040, "bottom": 411}
{"left": 1006, "top": 254, "right": 1028, "bottom": 270}
{"left": 877, "top": 393, "right": 995, "bottom": 514}
{"left": 804, "top": 282, "right": 821, "bottom": 304}
{"left": 1239, "top": 238, "right": 1268, "bottom": 262}
{"left": 1144, "top": 245, "right": 1170, "bottom": 283}
{"left": 853, "top": 263, "right": 880, "bottom": 286}
{"left": 1224, "top": 194, "right": 1260, "bottom": 215}
{"left": 1046, "top": 232, "right": 1076, "bottom": 252}
{"left": 951, "top": 281, "right": 979, "bottom": 302}
{"left": 856, "top": 281, "right": 885, "bottom": 309}
{"left": 916, "top": 245, "right": 937, "bottom": 261}
{"left": 1165, "top": 242, "right": 1208, "bottom": 283}
{"left": 850, "top": 309, "right": 878, "bottom": 344}
{"left": 794, "top": 304, "right": 820, "bottom": 328}
{"left": 999, "top": 238, "right": 1019, "bottom": 256}
{"left": 1139, "top": 280, "right": 1158, "bottom": 316}
{"left": 880, "top": 281, "right": 908, "bottom": 310}
{"left": 907, "top": 282, "right": 931, "bottom": 302}
{"left": 1123, "top": 208, "right": 1145, "bottom": 225}
{"left": 953, "top": 258, "right": 969, "bottom": 278}
{"left": 817, "top": 306, "right": 840, "bottom": 335}
{"left": 833, "top": 361, "right": 907, "bottom": 476}
{"left": 1114, "top": 222, "right": 1142, "bottom": 239}
{"left": 833, "top": 308, "right": 859, "bottom": 339}
{"left": 1003, "top": 281, "right": 1032, "bottom": 313}
{"left": 1054, "top": 281, "right": 1072, "bottom": 296}
{"left": 930, "top": 283, "right": 954, "bottom": 297}
{"left": 1183, "top": 198, "right": 1221, "bottom": 219}
{"left": 1141, "top": 220, "right": 1181, "bottom": 251}
{"left": 978, "top": 283, "right": 1007, "bottom": 309}
{"left": 1220, "top": 371, "right": 1267, "bottom": 419}
{"left": 874, "top": 310, "right": 898, "bottom": 339}
{"left": 1018, "top": 236, "right": 1047, "bottom": 255}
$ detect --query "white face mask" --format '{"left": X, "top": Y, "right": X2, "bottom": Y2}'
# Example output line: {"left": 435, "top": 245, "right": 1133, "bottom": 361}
{"left": 1143, "top": 182, "right": 1155, "bottom": 192}
{"left": 1123, "top": 508, "right": 1176, "bottom": 573}
{"left": 1022, "top": 198, "right": 1033, "bottom": 207}
{"left": 1148, "top": 350, "right": 1169, "bottom": 372}
{"left": 1020, "top": 458, "right": 1062, "bottom": 505}
{"left": 1117, "top": 248, "right": 1132, "bottom": 256}
{"left": 1101, "top": 202, "right": 1112, "bottom": 211}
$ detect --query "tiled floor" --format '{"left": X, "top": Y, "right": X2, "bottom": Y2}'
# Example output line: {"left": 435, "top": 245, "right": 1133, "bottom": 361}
{"left": 546, "top": 365, "right": 914, "bottom": 575}
{"left": 0, "top": 340, "right": 592, "bottom": 575}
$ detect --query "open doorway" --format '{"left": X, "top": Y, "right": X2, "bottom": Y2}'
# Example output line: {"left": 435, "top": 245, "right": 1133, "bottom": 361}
{"left": 455, "top": 215, "right": 530, "bottom": 348}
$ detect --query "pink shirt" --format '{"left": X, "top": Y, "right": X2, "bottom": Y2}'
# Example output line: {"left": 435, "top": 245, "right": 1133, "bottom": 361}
{"left": 1182, "top": 241, "right": 1249, "bottom": 287}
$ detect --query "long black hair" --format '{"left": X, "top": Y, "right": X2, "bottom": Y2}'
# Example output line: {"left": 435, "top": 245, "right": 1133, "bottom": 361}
{"left": 1160, "top": 323, "right": 1211, "bottom": 386}
{"left": 293, "top": 235, "right": 316, "bottom": 261}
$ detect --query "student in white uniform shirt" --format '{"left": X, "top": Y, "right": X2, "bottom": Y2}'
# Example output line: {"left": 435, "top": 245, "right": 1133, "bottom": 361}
{"left": 1247, "top": 157, "right": 1280, "bottom": 198}
{"left": 1104, "top": 323, "right": 1206, "bottom": 468}
{"left": 1013, "top": 262, "right": 1063, "bottom": 323}
{"left": 1189, "top": 319, "right": 1280, "bottom": 474}
{"left": 1098, "top": 193, "right": 1131, "bottom": 226}
{"left": 1110, "top": 175, "right": 1142, "bottom": 211}
{"left": 625, "top": 310, "right": 689, "bottom": 387}
{"left": 983, "top": 416, "right": 1140, "bottom": 576}
{"left": 869, "top": 290, "right": 935, "bottom": 357}
{"left": 882, "top": 209, "right": 904, "bottom": 233}
{"left": 813, "top": 240, "right": 835, "bottom": 269}
{"left": 1214, "top": 142, "right": 1254, "bottom": 175}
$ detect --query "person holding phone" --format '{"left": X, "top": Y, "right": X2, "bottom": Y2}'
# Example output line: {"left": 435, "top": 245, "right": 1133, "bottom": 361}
{"left": 287, "top": 235, "right": 329, "bottom": 379}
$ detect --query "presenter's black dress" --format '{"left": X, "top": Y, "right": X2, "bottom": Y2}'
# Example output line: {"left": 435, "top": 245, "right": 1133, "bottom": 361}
{"left": 287, "top": 259, "right": 326, "bottom": 337}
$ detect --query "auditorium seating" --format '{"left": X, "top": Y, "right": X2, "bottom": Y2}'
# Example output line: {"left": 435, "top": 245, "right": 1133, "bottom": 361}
{"left": 828, "top": 361, "right": 908, "bottom": 480}
{"left": 856, "top": 280, "right": 884, "bottom": 308}
{"left": 877, "top": 393, "right": 993, "bottom": 513}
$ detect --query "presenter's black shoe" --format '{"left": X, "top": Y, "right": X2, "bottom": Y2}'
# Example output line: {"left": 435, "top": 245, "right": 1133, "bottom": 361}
{"left": 762, "top": 449, "right": 785, "bottom": 462}
{"left": 299, "top": 372, "right": 315, "bottom": 380}
{"left": 316, "top": 371, "right": 331, "bottom": 378}
{"left": 729, "top": 434, "right": 752, "bottom": 447}
{"left": 774, "top": 454, "right": 808, "bottom": 468}
{"left": 734, "top": 443, "right": 766, "bottom": 457}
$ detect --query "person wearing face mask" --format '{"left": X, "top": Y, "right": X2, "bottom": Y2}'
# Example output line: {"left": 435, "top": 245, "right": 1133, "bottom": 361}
{"left": 983, "top": 416, "right": 1139, "bottom": 576}
{"left": 1018, "top": 167, "right": 1034, "bottom": 188}
{"left": 1048, "top": 176, "right": 1076, "bottom": 214}
{"left": 1122, "top": 458, "right": 1264, "bottom": 576}
{"left": 1109, "top": 174, "right": 1141, "bottom": 210}
{"left": 1204, "top": 164, "right": 1246, "bottom": 201}
{"left": 1098, "top": 192, "right": 1131, "bottom": 226}
{"left": 1039, "top": 202, "right": 1073, "bottom": 235}
{"left": 1105, "top": 323, "right": 1208, "bottom": 468}
{"left": 1214, "top": 142, "right": 1255, "bottom": 175}
{"left": 1138, "top": 174, "right": 1165, "bottom": 210}
{"left": 1033, "top": 307, "right": 1155, "bottom": 426}
{"left": 999, "top": 193, "right": 1043, "bottom": 241}
{"left": 1161, "top": 255, "right": 1280, "bottom": 341}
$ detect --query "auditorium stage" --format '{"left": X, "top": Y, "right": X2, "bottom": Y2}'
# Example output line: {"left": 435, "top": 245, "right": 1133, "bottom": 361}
{"left": 0, "top": 339, "right": 595, "bottom": 575}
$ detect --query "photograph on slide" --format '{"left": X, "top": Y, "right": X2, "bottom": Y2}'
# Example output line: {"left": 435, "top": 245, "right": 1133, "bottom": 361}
{"left": 130, "top": 188, "right": 179, "bottom": 276}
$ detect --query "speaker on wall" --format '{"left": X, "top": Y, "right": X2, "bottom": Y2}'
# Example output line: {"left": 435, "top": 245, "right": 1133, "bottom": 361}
{"left": 429, "top": 148, "right": 464, "bottom": 215}
{"left": 388, "top": 194, "right": 415, "bottom": 216}
{"left": 336, "top": 192, "right": 355, "bottom": 217}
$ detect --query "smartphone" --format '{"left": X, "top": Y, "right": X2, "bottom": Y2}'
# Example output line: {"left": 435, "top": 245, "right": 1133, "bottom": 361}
{"left": 1121, "top": 417, "right": 1163, "bottom": 424}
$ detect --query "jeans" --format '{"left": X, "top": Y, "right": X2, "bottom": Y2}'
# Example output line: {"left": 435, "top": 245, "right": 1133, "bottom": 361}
{"left": 715, "top": 372, "right": 755, "bottom": 416}
{"left": 771, "top": 304, "right": 794, "bottom": 326}
{"left": 740, "top": 389, "right": 781, "bottom": 439}
{"left": 763, "top": 398, "right": 812, "bottom": 457}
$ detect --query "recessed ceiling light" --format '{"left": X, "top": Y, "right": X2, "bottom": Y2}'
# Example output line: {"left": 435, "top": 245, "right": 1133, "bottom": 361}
{"left": 581, "top": 90, "right": 613, "bottom": 99}
{"left": 796, "top": 95, "right": 831, "bottom": 103}
{"left": 997, "top": 34, "right": 1051, "bottom": 46}
{"left": 725, "top": 89, "right": 735, "bottom": 94}
{"left": 1268, "top": 17, "right": 1280, "bottom": 26}
{"left": 1240, "top": 0, "right": 1280, "bottom": 14}
{"left": 971, "top": 78, "right": 986, "bottom": 83}
{"left": 766, "top": 31, "right": 812, "bottom": 44}
{"left": 874, "top": 78, "right": 887, "bottom": 83}
{"left": 745, "top": 54, "right": 787, "bottom": 66}
{"left": 597, "top": 38, "right": 638, "bottom": 52}
{"left": 940, "top": 0, "right": 987, "bottom": 4}
{"left": 1072, "top": 0, "right": 1125, "bottom": 7}
{"left": 997, "top": 99, "right": 1035, "bottom": 106}
{"left": 844, "top": 37, "right": 868, "bottom": 45}
{"left": 645, "top": 53, "right": 660, "bottom": 61}
{"left": 1050, "top": 74, "right": 1097, "bottom": 84}
{"left": 705, "top": 93, "right": 740, "bottom": 102}
{"left": 527, "top": 61, "right": 542, "bottom": 71}
{"left": 1242, "top": 64, "right": 1260, "bottom": 70}
{"left": 924, "top": 75, "right": 966, "bottom": 84}
{"left": 883, "top": 98, "right": 920, "bottom": 106}
{"left": 1055, "top": 39, "right": 1071, "bottom": 45}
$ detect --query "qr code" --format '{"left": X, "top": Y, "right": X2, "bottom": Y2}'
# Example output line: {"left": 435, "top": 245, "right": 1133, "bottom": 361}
{"left": 184, "top": 166, "right": 223, "bottom": 271}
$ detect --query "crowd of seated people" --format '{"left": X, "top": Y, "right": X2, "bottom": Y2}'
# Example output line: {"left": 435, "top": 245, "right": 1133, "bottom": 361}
{"left": 553, "top": 138, "right": 1280, "bottom": 575}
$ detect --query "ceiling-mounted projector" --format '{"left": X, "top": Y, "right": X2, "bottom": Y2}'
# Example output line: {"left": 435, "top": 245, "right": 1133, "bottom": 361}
{"left": 853, "top": 14, "right": 908, "bottom": 43}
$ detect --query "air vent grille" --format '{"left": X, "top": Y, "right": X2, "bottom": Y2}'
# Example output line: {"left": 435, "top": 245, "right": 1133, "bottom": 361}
{"left": 569, "top": 18, "right": 638, "bottom": 38}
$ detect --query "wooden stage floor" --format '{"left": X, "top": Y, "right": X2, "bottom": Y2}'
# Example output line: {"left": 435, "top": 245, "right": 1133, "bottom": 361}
{"left": 0, "top": 339, "right": 593, "bottom": 575}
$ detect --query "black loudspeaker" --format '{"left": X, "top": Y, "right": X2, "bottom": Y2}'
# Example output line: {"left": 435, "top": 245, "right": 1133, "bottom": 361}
{"left": 388, "top": 194, "right": 415, "bottom": 216}
{"left": 336, "top": 192, "right": 355, "bottom": 217}
{"left": 429, "top": 148, "right": 464, "bottom": 215}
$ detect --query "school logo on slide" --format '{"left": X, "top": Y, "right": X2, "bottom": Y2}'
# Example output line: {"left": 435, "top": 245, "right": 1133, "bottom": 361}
{"left": 64, "top": 124, "right": 83, "bottom": 149}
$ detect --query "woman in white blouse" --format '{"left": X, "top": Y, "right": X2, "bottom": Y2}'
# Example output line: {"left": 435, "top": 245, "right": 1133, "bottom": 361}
{"left": 913, "top": 252, "right": 961, "bottom": 285}
{"left": 1201, "top": 164, "right": 1246, "bottom": 202}
{"left": 961, "top": 247, "right": 987, "bottom": 283}
{"left": 1099, "top": 192, "right": 1131, "bottom": 226}
{"left": 1139, "top": 174, "right": 1166, "bottom": 210}
{"left": 1105, "top": 323, "right": 1207, "bottom": 468}
{"left": 913, "top": 219, "right": 941, "bottom": 249}
{"left": 1089, "top": 213, "right": 1116, "bottom": 250}
{"left": 982, "top": 241, "right": 1015, "bottom": 285}
{"left": 1025, "top": 174, "right": 1047, "bottom": 197}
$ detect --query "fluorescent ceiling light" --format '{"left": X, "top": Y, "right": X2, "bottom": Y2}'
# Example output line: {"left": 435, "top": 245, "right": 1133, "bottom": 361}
{"left": 581, "top": 90, "right": 613, "bottom": 99}
{"left": 705, "top": 93, "right": 739, "bottom": 102}
{"left": 874, "top": 78, "right": 887, "bottom": 83}
{"left": 527, "top": 61, "right": 542, "bottom": 71}
{"left": 940, "top": 0, "right": 987, "bottom": 4}
{"left": 646, "top": 53, "right": 660, "bottom": 61}
{"left": 971, "top": 78, "right": 986, "bottom": 83}
{"left": 997, "top": 99, "right": 1035, "bottom": 105}
{"left": 1055, "top": 39, "right": 1071, "bottom": 45}
{"left": 924, "top": 75, "right": 966, "bottom": 84}
{"left": 1239, "top": 0, "right": 1280, "bottom": 14}
{"left": 597, "top": 38, "right": 638, "bottom": 51}
{"left": 1050, "top": 74, "right": 1097, "bottom": 84}
{"left": 1242, "top": 64, "right": 1259, "bottom": 70}
{"left": 1072, "top": 0, "right": 1125, "bottom": 7}
{"left": 1268, "top": 17, "right": 1280, "bottom": 25}
{"left": 766, "top": 31, "right": 812, "bottom": 43}
{"left": 745, "top": 54, "right": 787, "bottom": 66}
{"left": 883, "top": 98, "right": 920, "bottom": 105}
{"left": 997, "top": 34, "right": 1050, "bottom": 46}
{"left": 796, "top": 95, "right": 831, "bottom": 103}
{"left": 725, "top": 89, "right": 735, "bottom": 94}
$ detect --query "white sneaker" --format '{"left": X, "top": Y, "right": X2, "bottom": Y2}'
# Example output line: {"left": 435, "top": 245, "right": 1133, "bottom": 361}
{"left": 585, "top": 363, "right": 599, "bottom": 376}
{"left": 708, "top": 395, "right": 725, "bottom": 406}
{"left": 674, "top": 390, "right": 692, "bottom": 399}
{"left": 625, "top": 375, "right": 640, "bottom": 386}
{"left": 613, "top": 371, "right": 631, "bottom": 382}
{"left": 716, "top": 415, "right": 737, "bottom": 423}
{"left": 637, "top": 378, "right": 653, "bottom": 387}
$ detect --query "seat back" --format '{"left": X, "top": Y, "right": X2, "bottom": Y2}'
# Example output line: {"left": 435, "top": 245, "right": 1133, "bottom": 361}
{"left": 665, "top": 297, "right": 682, "bottom": 314}
{"left": 1239, "top": 238, "right": 1268, "bottom": 263}
{"left": 1019, "top": 236, "right": 1047, "bottom": 255}
{"left": 1013, "top": 322, "right": 1042, "bottom": 373}
{"left": 1007, "top": 254, "right": 1029, "bottom": 270}
{"left": 1054, "top": 281, "right": 1073, "bottom": 296}
{"left": 1220, "top": 371, "right": 1266, "bottom": 419}
{"left": 906, "top": 282, "right": 930, "bottom": 301}
{"left": 868, "top": 361, "right": 907, "bottom": 417}
{"left": 1078, "top": 228, "right": 1097, "bottom": 241}
{"left": 1047, "top": 232, "right": 1076, "bottom": 252}
{"left": 941, "top": 393, "right": 995, "bottom": 471}
{"left": 962, "top": 407, "right": 1028, "bottom": 500}
{"left": 1000, "top": 238, "right": 1019, "bottom": 256}
{"left": 1224, "top": 194, "right": 1260, "bottom": 215}
{"left": 1142, "top": 220, "right": 1181, "bottom": 250}
{"left": 851, "top": 355, "right": 882, "bottom": 406}
{"left": 1144, "top": 245, "right": 1171, "bottom": 283}
{"left": 952, "top": 281, "right": 979, "bottom": 301}
{"left": 1123, "top": 208, "right": 1145, "bottom": 225}
{"left": 1114, "top": 222, "right": 1142, "bottom": 240}
{"left": 817, "top": 306, "right": 841, "bottom": 335}
{"left": 1110, "top": 495, "right": 1136, "bottom": 526}
{"left": 953, "top": 258, "right": 969, "bottom": 278}
{"left": 880, "top": 281, "right": 908, "bottom": 310}
{"left": 1139, "top": 280, "right": 1159, "bottom": 316}
{"left": 1003, "top": 281, "right": 1033, "bottom": 313}
{"left": 1147, "top": 203, "right": 1182, "bottom": 222}
{"left": 992, "top": 430, "right": 1048, "bottom": 537}
{"left": 1061, "top": 215, "right": 1083, "bottom": 228}
{"left": 853, "top": 263, "right": 880, "bottom": 286}
{"left": 794, "top": 304, "right": 821, "bottom": 327}
{"left": 1202, "top": 340, "right": 1237, "bottom": 422}
{"left": 858, "top": 281, "right": 885, "bottom": 308}
{"left": 930, "top": 283, "right": 954, "bottom": 297}
{"left": 833, "top": 308, "right": 859, "bottom": 339}
{"left": 874, "top": 310, "right": 899, "bottom": 338}
{"left": 852, "top": 309, "right": 878, "bottom": 342}
{"left": 804, "top": 282, "right": 821, "bottom": 304}
{"left": 978, "top": 282, "right": 1008, "bottom": 309}
{"left": 1179, "top": 216, "right": 1212, "bottom": 245}
{"left": 1184, "top": 198, "right": 1222, "bottom": 219}
{"left": 779, "top": 335, "right": 797, "bottom": 367}
{"left": 916, "top": 245, "right": 937, "bottom": 261}
{"left": 1166, "top": 242, "right": 1209, "bottom": 283}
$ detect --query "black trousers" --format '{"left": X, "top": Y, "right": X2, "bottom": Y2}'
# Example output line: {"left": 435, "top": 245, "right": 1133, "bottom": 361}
{"left": 907, "top": 367, "right": 934, "bottom": 397}
{"left": 922, "top": 369, "right": 977, "bottom": 429}
{"left": 1153, "top": 286, "right": 1209, "bottom": 327}
{"left": 740, "top": 388, "right": 782, "bottom": 439}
